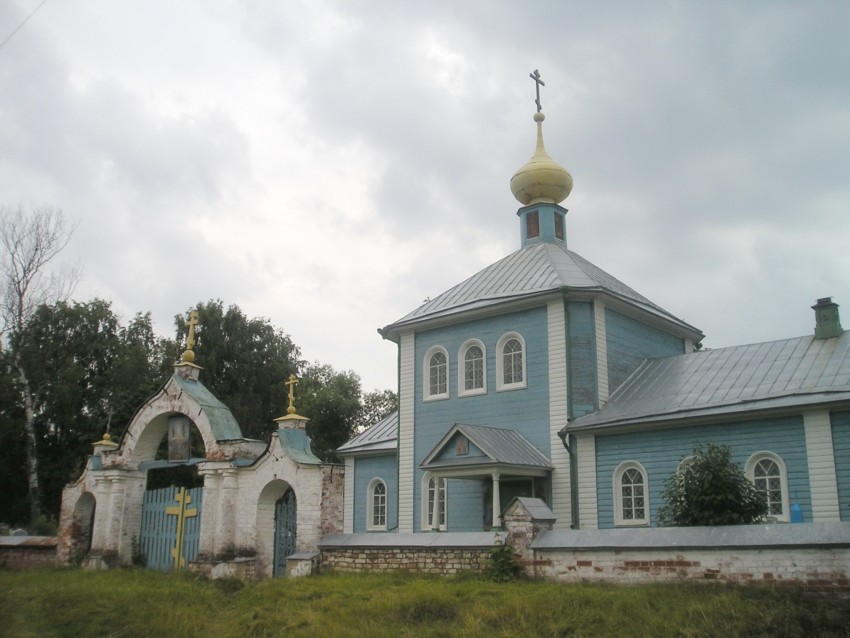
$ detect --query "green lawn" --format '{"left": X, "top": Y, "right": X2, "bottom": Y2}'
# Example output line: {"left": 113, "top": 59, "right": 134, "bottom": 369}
{"left": 1, "top": 569, "right": 847, "bottom": 637}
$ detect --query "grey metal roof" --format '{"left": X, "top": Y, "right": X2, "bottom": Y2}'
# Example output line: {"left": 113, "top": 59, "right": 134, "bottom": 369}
{"left": 567, "top": 331, "right": 850, "bottom": 432}
{"left": 381, "top": 242, "right": 700, "bottom": 338}
{"left": 531, "top": 522, "right": 850, "bottom": 551}
{"left": 504, "top": 496, "right": 556, "bottom": 521}
{"left": 337, "top": 411, "right": 398, "bottom": 455}
{"left": 278, "top": 428, "right": 322, "bottom": 465}
{"left": 172, "top": 373, "right": 243, "bottom": 440}
{"left": 420, "top": 423, "right": 551, "bottom": 470}
{"left": 319, "top": 531, "right": 505, "bottom": 549}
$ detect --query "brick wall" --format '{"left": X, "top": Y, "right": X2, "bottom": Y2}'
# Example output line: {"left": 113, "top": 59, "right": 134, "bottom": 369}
{"left": 0, "top": 538, "right": 57, "bottom": 570}
{"left": 321, "top": 546, "right": 490, "bottom": 575}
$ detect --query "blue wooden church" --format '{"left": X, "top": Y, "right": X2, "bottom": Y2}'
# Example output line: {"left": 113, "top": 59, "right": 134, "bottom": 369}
{"left": 337, "top": 78, "right": 850, "bottom": 535}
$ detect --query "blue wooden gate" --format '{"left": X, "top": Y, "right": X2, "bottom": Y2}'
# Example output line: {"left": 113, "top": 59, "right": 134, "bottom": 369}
{"left": 273, "top": 489, "right": 297, "bottom": 577}
{"left": 139, "top": 486, "right": 203, "bottom": 572}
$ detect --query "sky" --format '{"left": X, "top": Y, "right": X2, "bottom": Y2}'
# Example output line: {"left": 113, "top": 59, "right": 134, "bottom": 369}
{"left": 2, "top": 1, "right": 849, "bottom": 394}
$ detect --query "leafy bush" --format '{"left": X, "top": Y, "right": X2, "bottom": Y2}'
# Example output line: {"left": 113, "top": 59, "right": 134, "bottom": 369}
{"left": 487, "top": 541, "right": 522, "bottom": 582}
{"left": 658, "top": 443, "right": 768, "bottom": 526}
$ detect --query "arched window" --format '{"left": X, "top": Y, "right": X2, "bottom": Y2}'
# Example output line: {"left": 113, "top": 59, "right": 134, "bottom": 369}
{"left": 496, "top": 333, "right": 526, "bottom": 391}
{"left": 367, "top": 478, "right": 387, "bottom": 531}
{"left": 746, "top": 452, "right": 789, "bottom": 521}
{"left": 420, "top": 472, "right": 447, "bottom": 531}
{"left": 458, "top": 340, "right": 486, "bottom": 396}
{"left": 423, "top": 346, "right": 449, "bottom": 400}
{"left": 614, "top": 461, "right": 649, "bottom": 526}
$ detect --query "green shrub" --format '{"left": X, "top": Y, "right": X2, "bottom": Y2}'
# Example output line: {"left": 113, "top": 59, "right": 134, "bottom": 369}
{"left": 487, "top": 541, "right": 522, "bottom": 582}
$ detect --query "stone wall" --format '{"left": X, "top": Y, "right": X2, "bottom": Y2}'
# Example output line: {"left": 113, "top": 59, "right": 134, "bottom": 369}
{"left": 0, "top": 537, "right": 57, "bottom": 570}
{"left": 319, "top": 532, "right": 502, "bottom": 576}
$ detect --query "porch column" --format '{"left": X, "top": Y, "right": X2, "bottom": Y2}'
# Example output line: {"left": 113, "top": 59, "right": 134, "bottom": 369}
{"left": 197, "top": 468, "right": 221, "bottom": 560}
{"left": 215, "top": 468, "right": 238, "bottom": 554}
{"left": 491, "top": 471, "right": 501, "bottom": 530}
{"left": 105, "top": 475, "right": 126, "bottom": 553}
{"left": 90, "top": 475, "right": 111, "bottom": 553}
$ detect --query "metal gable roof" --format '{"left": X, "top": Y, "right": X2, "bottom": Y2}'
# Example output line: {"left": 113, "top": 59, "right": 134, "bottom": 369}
{"left": 420, "top": 423, "right": 551, "bottom": 470}
{"left": 381, "top": 242, "right": 698, "bottom": 337}
{"left": 566, "top": 331, "right": 850, "bottom": 431}
{"left": 337, "top": 411, "right": 398, "bottom": 455}
{"left": 172, "top": 373, "right": 243, "bottom": 440}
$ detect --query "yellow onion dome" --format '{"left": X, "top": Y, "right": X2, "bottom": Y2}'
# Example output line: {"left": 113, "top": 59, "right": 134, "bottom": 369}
{"left": 510, "top": 111, "right": 573, "bottom": 206}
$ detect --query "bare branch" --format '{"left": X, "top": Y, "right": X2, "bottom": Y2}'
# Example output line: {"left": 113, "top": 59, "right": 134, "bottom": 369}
{"left": 0, "top": 205, "right": 80, "bottom": 340}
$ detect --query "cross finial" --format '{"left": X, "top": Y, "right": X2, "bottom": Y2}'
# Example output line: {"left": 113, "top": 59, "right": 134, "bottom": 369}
{"left": 181, "top": 310, "right": 200, "bottom": 364}
{"left": 284, "top": 374, "right": 299, "bottom": 415}
{"left": 529, "top": 69, "right": 545, "bottom": 113}
{"left": 186, "top": 310, "right": 199, "bottom": 351}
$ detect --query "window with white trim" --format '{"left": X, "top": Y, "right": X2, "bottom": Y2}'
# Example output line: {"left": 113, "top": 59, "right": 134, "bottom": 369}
{"left": 421, "top": 472, "right": 447, "bottom": 530}
{"left": 423, "top": 346, "right": 449, "bottom": 400}
{"left": 614, "top": 461, "right": 649, "bottom": 526}
{"left": 367, "top": 478, "right": 387, "bottom": 531}
{"left": 496, "top": 333, "right": 526, "bottom": 391}
{"left": 458, "top": 340, "right": 486, "bottom": 396}
{"left": 746, "top": 452, "right": 789, "bottom": 521}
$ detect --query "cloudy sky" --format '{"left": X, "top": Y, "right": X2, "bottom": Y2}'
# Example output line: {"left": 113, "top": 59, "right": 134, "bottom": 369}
{"left": 2, "top": 1, "right": 848, "bottom": 393}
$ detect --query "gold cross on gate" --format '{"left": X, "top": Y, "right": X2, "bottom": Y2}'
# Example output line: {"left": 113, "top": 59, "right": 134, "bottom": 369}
{"left": 284, "top": 374, "right": 299, "bottom": 415}
{"left": 529, "top": 69, "right": 545, "bottom": 112}
{"left": 186, "top": 310, "right": 199, "bottom": 351}
{"left": 166, "top": 487, "right": 198, "bottom": 571}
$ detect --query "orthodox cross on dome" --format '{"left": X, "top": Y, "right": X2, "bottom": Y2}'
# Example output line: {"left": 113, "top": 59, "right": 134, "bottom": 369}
{"left": 284, "top": 373, "right": 299, "bottom": 415}
{"left": 181, "top": 310, "right": 199, "bottom": 364}
{"left": 529, "top": 69, "right": 545, "bottom": 112}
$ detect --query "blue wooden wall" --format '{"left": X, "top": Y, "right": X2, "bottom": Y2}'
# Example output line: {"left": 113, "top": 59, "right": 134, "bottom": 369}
{"left": 353, "top": 454, "right": 398, "bottom": 533}
{"left": 412, "top": 306, "right": 550, "bottom": 531}
{"left": 593, "top": 416, "right": 811, "bottom": 528}
{"left": 605, "top": 308, "right": 684, "bottom": 393}
{"left": 832, "top": 410, "right": 850, "bottom": 522}
{"left": 567, "top": 301, "right": 596, "bottom": 418}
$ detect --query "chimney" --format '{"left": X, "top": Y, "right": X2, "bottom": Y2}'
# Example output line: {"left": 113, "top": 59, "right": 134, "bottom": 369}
{"left": 812, "top": 297, "right": 843, "bottom": 339}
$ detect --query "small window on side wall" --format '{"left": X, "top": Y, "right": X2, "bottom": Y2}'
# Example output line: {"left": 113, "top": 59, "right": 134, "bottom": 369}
{"left": 458, "top": 339, "right": 486, "bottom": 396}
{"left": 554, "top": 212, "right": 564, "bottom": 241}
{"left": 367, "top": 478, "right": 387, "bottom": 531}
{"left": 424, "top": 346, "right": 449, "bottom": 400}
{"left": 614, "top": 461, "right": 649, "bottom": 526}
{"left": 746, "top": 452, "right": 789, "bottom": 522}
{"left": 526, "top": 211, "right": 540, "bottom": 239}
{"left": 496, "top": 332, "right": 526, "bottom": 391}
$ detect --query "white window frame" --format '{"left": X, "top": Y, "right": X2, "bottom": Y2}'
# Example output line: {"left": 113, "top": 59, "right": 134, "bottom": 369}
{"left": 613, "top": 461, "right": 649, "bottom": 526}
{"left": 367, "top": 478, "right": 388, "bottom": 531}
{"left": 420, "top": 472, "right": 447, "bottom": 531}
{"left": 423, "top": 346, "right": 449, "bottom": 401}
{"left": 745, "top": 451, "right": 789, "bottom": 522}
{"left": 458, "top": 339, "right": 487, "bottom": 397}
{"left": 496, "top": 332, "right": 527, "bottom": 391}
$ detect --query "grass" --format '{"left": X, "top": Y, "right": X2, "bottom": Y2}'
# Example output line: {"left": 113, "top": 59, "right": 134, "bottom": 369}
{"left": 0, "top": 569, "right": 848, "bottom": 637}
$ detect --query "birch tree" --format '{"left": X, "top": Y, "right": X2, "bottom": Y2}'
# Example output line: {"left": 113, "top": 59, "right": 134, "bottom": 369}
{"left": 0, "top": 205, "right": 79, "bottom": 525}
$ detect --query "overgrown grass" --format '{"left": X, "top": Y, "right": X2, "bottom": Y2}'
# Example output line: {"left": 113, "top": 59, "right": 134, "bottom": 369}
{"left": 1, "top": 569, "right": 848, "bottom": 637}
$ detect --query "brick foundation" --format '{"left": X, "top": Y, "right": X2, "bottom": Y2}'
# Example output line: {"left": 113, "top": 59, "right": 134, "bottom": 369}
{"left": 321, "top": 546, "right": 491, "bottom": 575}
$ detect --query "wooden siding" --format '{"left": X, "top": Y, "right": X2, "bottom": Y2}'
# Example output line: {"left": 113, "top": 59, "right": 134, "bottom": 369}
{"left": 413, "top": 306, "right": 550, "bottom": 532}
{"left": 832, "top": 411, "right": 850, "bottom": 523}
{"left": 398, "top": 333, "right": 415, "bottom": 532}
{"left": 353, "top": 455, "right": 399, "bottom": 533}
{"left": 344, "top": 457, "right": 355, "bottom": 534}
{"left": 576, "top": 434, "right": 598, "bottom": 529}
{"left": 594, "top": 416, "right": 811, "bottom": 529}
{"left": 605, "top": 307, "right": 684, "bottom": 394}
{"left": 548, "top": 298, "right": 571, "bottom": 529}
{"left": 594, "top": 300, "right": 609, "bottom": 405}
{"left": 567, "top": 301, "right": 596, "bottom": 418}
{"left": 803, "top": 410, "right": 840, "bottom": 522}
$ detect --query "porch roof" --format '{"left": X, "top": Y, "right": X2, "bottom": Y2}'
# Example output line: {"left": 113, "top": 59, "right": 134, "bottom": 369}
{"left": 420, "top": 423, "right": 551, "bottom": 475}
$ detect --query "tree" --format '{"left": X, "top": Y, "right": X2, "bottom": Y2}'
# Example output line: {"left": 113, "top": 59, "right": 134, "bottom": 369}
{"left": 657, "top": 443, "right": 768, "bottom": 526}
{"left": 174, "top": 300, "right": 302, "bottom": 440}
{"left": 359, "top": 388, "right": 398, "bottom": 432}
{"left": 10, "top": 300, "right": 171, "bottom": 518}
{"left": 0, "top": 206, "right": 78, "bottom": 524}
{"left": 297, "top": 363, "right": 363, "bottom": 462}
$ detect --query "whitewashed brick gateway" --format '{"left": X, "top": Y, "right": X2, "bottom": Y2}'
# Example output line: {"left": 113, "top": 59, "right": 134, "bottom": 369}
{"left": 57, "top": 360, "right": 343, "bottom": 578}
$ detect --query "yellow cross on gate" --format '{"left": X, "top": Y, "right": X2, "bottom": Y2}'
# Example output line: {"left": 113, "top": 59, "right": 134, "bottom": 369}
{"left": 284, "top": 374, "right": 299, "bottom": 415}
{"left": 186, "top": 310, "right": 199, "bottom": 352}
{"left": 166, "top": 487, "right": 198, "bottom": 571}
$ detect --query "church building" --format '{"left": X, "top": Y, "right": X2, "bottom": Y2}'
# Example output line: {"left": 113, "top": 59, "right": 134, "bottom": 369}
{"left": 338, "top": 74, "right": 850, "bottom": 536}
